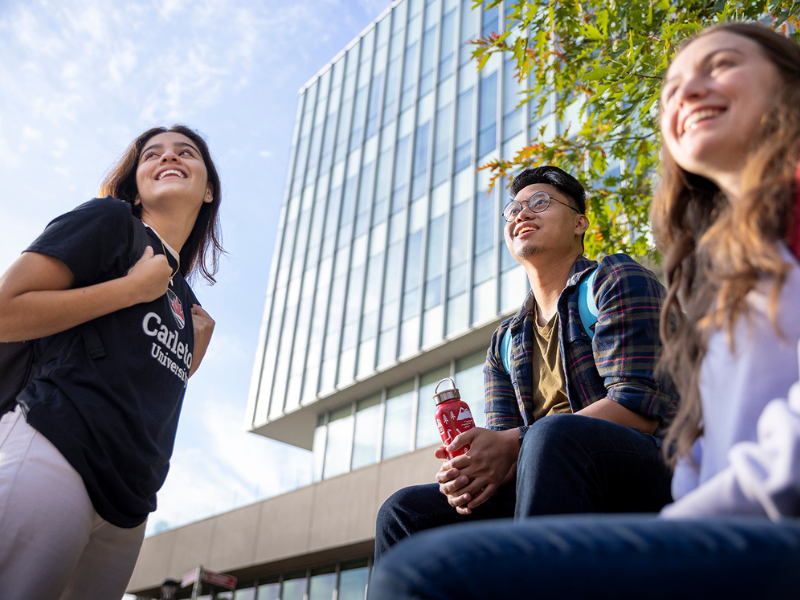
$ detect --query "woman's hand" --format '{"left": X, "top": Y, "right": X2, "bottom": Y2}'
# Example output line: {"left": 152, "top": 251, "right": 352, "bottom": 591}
{"left": 124, "top": 246, "right": 173, "bottom": 305}
{"left": 189, "top": 304, "right": 214, "bottom": 377}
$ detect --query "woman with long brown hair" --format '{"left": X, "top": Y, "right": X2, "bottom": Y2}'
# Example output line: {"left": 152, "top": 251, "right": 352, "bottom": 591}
{"left": 366, "top": 23, "right": 800, "bottom": 599}
{"left": 0, "top": 124, "right": 222, "bottom": 598}
{"left": 655, "top": 22, "right": 800, "bottom": 518}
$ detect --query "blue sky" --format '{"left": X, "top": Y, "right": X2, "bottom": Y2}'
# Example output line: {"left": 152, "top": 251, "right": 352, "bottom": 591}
{"left": 0, "top": 0, "right": 392, "bottom": 536}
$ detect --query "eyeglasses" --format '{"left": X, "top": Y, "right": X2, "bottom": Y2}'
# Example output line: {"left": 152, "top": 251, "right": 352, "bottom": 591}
{"left": 502, "top": 191, "right": 581, "bottom": 222}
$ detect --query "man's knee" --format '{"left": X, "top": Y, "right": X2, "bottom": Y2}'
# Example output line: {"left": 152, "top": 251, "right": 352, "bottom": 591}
{"left": 376, "top": 483, "right": 444, "bottom": 529}
{"left": 520, "top": 414, "right": 583, "bottom": 457}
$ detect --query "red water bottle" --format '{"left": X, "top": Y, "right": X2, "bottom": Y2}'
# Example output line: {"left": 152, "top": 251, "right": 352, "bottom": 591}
{"left": 433, "top": 377, "right": 475, "bottom": 459}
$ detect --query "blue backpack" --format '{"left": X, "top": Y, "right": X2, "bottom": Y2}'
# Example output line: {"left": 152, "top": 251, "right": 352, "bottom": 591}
{"left": 501, "top": 268, "right": 598, "bottom": 373}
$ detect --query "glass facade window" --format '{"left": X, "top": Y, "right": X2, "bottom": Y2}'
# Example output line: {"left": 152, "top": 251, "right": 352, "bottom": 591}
{"left": 454, "top": 88, "right": 473, "bottom": 173}
{"left": 233, "top": 588, "right": 256, "bottom": 600}
{"left": 423, "top": 213, "right": 445, "bottom": 337}
{"left": 411, "top": 121, "right": 430, "bottom": 200}
{"left": 401, "top": 40, "right": 420, "bottom": 111}
{"left": 418, "top": 25, "right": 437, "bottom": 98}
{"left": 339, "top": 560, "right": 370, "bottom": 600}
{"left": 482, "top": 3, "right": 498, "bottom": 36}
{"left": 233, "top": 560, "right": 372, "bottom": 600}
{"left": 439, "top": 6, "right": 457, "bottom": 79}
{"left": 447, "top": 168, "right": 472, "bottom": 334}
{"left": 256, "top": 581, "right": 280, "bottom": 600}
{"left": 478, "top": 72, "right": 497, "bottom": 159}
{"left": 351, "top": 393, "right": 382, "bottom": 469}
{"left": 308, "top": 567, "right": 337, "bottom": 600}
{"left": 504, "top": 58, "right": 523, "bottom": 141}
{"left": 323, "top": 405, "right": 354, "bottom": 479}
{"left": 382, "top": 380, "right": 415, "bottom": 459}
{"left": 459, "top": 0, "right": 476, "bottom": 66}
{"left": 281, "top": 572, "right": 308, "bottom": 600}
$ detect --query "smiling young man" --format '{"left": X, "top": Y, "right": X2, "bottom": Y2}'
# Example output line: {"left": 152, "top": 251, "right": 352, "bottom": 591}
{"left": 374, "top": 166, "right": 678, "bottom": 560}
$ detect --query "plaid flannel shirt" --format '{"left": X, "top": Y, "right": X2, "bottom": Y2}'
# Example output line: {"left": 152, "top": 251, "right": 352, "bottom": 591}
{"left": 484, "top": 254, "right": 678, "bottom": 438}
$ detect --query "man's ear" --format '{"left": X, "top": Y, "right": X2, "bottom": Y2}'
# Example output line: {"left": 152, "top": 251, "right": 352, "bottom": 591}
{"left": 575, "top": 214, "right": 590, "bottom": 236}
{"left": 204, "top": 183, "right": 214, "bottom": 203}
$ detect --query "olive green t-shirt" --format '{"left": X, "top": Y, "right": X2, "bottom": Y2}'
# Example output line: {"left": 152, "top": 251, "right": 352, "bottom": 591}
{"left": 531, "top": 301, "right": 572, "bottom": 421}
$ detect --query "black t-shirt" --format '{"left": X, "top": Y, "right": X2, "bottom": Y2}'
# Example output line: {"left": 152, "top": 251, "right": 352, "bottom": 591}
{"left": 19, "top": 197, "right": 197, "bottom": 528}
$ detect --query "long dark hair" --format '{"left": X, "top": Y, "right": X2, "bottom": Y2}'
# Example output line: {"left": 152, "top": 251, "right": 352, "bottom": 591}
{"left": 652, "top": 23, "right": 800, "bottom": 464}
{"left": 99, "top": 124, "right": 224, "bottom": 284}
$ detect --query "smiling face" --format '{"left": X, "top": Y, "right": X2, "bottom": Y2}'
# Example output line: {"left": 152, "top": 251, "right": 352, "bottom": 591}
{"left": 503, "top": 183, "right": 587, "bottom": 263}
{"left": 660, "top": 31, "right": 782, "bottom": 189}
{"left": 135, "top": 131, "right": 212, "bottom": 217}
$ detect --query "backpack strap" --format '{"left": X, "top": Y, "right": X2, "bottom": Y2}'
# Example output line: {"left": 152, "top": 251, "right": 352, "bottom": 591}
{"left": 501, "top": 326, "right": 513, "bottom": 374}
{"left": 128, "top": 214, "right": 151, "bottom": 265}
{"left": 578, "top": 268, "right": 599, "bottom": 340}
{"left": 34, "top": 323, "right": 106, "bottom": 369}
{"left": 35, "top": 329, "right": 76, "bottom": 368}
{"left": 501, "top": 266, "right": 600, "bottom": 375}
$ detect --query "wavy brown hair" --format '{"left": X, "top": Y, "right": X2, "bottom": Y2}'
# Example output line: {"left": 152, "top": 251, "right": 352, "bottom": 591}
{"left": 652, "top": 22, "right": 800, "bottom": 465}
{"left": 99, "top": 124, "right": 223, "bottom": 284}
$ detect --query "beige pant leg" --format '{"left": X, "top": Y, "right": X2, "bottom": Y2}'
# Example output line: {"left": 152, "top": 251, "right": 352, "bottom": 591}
{"left": 60, "top": 518, "right": 146, "bottom": 600}
{"left": 0, "top": 408, "right": 145, "bottom": 600}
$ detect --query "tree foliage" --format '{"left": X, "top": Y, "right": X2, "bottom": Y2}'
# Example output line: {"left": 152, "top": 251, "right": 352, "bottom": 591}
{"left": 472, "top": 0, "right": 800, "bottom": 259}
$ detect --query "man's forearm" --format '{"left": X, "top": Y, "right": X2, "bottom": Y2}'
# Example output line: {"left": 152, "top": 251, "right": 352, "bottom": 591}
{"left": 575, "top": 398, "right": 658, "bottom": 434}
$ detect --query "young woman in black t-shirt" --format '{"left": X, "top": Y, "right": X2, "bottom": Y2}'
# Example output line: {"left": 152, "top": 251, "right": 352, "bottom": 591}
{"left": 0, "top": 124, "right": 222, "bottom": 599}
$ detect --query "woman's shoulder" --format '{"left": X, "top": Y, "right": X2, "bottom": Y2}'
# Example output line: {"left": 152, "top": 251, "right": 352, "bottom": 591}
{"left": 747, "top": 243, "right": 800, "bottom": 325}
{"left": 69, "top": 196, "right": 133, "bottom": 220}
{"left": 44, "top": 197, "right": 138, "bottom": 239}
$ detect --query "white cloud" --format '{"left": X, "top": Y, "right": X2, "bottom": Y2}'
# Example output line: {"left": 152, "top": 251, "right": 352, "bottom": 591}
{"left": 157, "top": 0, "right": 184, "bottom": 21}
{"left": 22, "top": 126, "right": 42, "bottom": 141}
{"left": 61, "top": 62, "right": 81, "bottom": 88}
{"left": 108, "top": 44, "right": 137, "bottom": 84}
{"left": 0, "top": 121, "right": 21, "bottom": 170}
{"left": 146, "top": 388, "right": 312, "bottom": 536}
{"left": 52, "top": 137, "right": 69, "bottom": 158}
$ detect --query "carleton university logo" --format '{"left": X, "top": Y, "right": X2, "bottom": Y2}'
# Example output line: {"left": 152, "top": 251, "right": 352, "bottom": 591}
{"left": 167, "top": 289, "right": 185, "bottom": 329}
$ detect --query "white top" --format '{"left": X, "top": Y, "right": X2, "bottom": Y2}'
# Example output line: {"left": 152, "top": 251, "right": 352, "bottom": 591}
{"left": 662, "top": 245, "right": 800, "bottom": 519}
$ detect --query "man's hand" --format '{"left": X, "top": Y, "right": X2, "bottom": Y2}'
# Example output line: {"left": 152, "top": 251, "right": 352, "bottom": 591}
{"left": 125, "top": 246, "right": 173, "bottom": 305}
{"left": 435, "top": 427, "right": 520, "bottom": 515}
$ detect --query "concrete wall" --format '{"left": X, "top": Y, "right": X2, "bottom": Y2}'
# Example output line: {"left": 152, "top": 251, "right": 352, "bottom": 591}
{"left": 127, "top": 446, "right": 441, "bottom": 596}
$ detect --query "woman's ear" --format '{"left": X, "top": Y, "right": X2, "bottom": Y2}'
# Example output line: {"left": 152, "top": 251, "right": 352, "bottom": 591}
{"left": 134, "top": 194, "right": 141, "bottom": 206}
{"left": 204, "top": 183, "right": 214, "bottom": 204}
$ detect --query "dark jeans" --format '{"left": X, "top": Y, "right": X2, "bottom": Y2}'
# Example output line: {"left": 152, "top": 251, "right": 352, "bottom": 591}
{"left": 374, "top": 414, "right": 672, "bottom": 562}
{"left": 368, "top": 516, "right": 800, "bottom": 600}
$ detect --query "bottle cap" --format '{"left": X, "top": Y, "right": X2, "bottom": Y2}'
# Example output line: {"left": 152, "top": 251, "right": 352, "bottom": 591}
{"left": 433, "top": 377, "right": 460, "bottom": 405}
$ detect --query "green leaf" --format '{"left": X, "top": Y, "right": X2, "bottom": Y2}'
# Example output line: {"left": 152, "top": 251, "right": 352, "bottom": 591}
{"left": 582, "top": 66, "right": 616, "bottom": 81}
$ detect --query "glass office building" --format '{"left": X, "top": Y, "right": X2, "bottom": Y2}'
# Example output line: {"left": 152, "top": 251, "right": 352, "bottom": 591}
{"left": 246, "top": 0, "right": 552, "bottom": 470}
{"left": 128, "top": 1, "right": 564, "bottom": 597}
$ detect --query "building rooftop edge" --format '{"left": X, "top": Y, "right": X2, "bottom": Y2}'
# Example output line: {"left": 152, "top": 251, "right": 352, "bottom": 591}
{"left": 297, "top": 0, "right": 402, "bottom": 94}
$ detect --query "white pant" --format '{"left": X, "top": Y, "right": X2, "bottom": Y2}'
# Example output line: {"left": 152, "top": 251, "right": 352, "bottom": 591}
{"left": 0, "top": 407, "right": 146, "bottom": 600}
